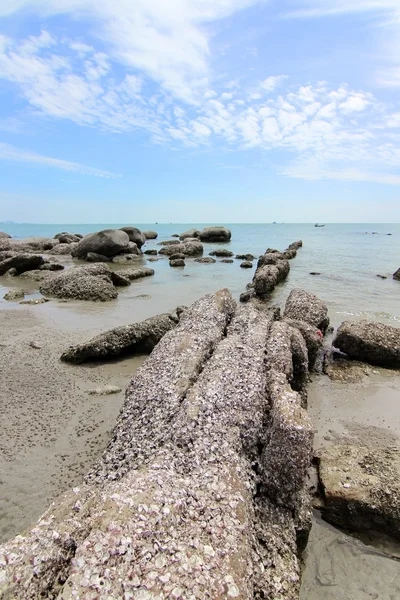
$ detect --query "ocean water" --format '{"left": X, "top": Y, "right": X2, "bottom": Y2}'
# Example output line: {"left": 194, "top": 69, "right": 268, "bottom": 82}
{"left": 1, "top": 222, "right": 399, "bottom": 328}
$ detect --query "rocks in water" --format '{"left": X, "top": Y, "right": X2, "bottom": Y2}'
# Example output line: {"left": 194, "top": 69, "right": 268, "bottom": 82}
{"left": 239, "top": 290, "right": 255, "bottom": 303}
{"left": 309, "top": 272, "right": 321, "bottom": 276}
{"left": 39, "top": 262, "right": 64, "bottom": 271}
{"left": 54, "top": 232, "right": 81, "bottom": 244}
{"left": 284, "top": 288, "right": 330, "bottom": 333}
{"left": 209, "top": 249, "right": 233, "bottom": 257}
{"left": 199, "top": 226, "right": 231, "bottom": 243}
{"left": 39, "top": 264, "right": 127, "bottom": 301}
{"left": 220, "top": 259, "right": 234, "bottom": 263}
{"left": 147, "top": 257, "right": 158, "bottom": 262}
{"left": 72, "top": 229, "right": 130, "bottom": 260}
{"left": 119, "top": 227, "right": 146, "bottom": 249}
{"left": 142, "top": 230, "right": 158, "bottom": 240}
{"left": 111, "top": 255, "right": 140, "bottom": 264}
{"left": 170, "top": 258, "right": 185, "bottom": 267}
{"left": 195, "top": 257, "right": 216, "bottom": 264}
{"left": 0, "top": 231, "right": 11, "bottom": 239}
{"left": 3, "top": 288, "right": 25, "bottom": 301}
{"left": 376, "top": 274, "right": 387, "bottom": 279}
{"left": 0, "top": 253, "right": 45, "bottom": 276}
{"left": 86, "top": 385, "right": 122, "bottom": 396}
{"left": 393, "top": 268, "right": 400, "bottom": 281}
{"left": 20, "top": 298, "right": 50, "bottom": 305}
{"left": 236, "top": 254, "right": 255, "bottom": 261}
{"left": 17, "top": 270, "right": 53, "bottom": 282}
{"left": 121, "top": 267, "right": 154, "bottom": 281}
{"left": 333, "top": 320, "right": 400, "bottom": 368}
{"left": 48, "top": 242, "right": 78, "bottom": 255}
{"left": 144, "top": 249, "right": 157, "bottom": 255}
{"left": 61, "top": 312, "right": 180, "bottom": 364}
{"left": 86, "top": 252, "right": 110, "bottom": 263}
{"left": 159, "top": 241, "right": 203, "bottom": 257}
{"left": 240, "top": 261, "right": 253, "bottom": 269}
{"left": 289, "top": 240, "right": 303, "bottom": 249}
{"left": 253, "top": 260, "right": 290, "bottom": 298}
{"left": 317, "top": 444, "right": 400, "bottom": 540}
{"left": 284, "top": 318, "right": 323, "bottom": 369}
{"left": 169, "top": 253, "right": 186, "bottom": 260}
{"left": 157, "top": 239, "right": 181, "bottom": 246}
{"left": 179, "top": 228, "right": 200, "bottom": 240}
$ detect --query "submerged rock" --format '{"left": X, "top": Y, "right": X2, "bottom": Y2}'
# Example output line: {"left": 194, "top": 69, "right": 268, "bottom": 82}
{"left": 236, "top": 254, "right": 255, "bottom": 261}
{"left": 195, "top": 256, "right": 216, "bottom": 264}
{"left": 393, "top": 268, "right": 400, "bottom": 281}
{"left": 240, "top": 261, "right": 253, "bottom": 269}
{"left": 199, "top": 226, "right": 231, "bottom": 242}
{"left": 157, "top": 239, "right": 181, "bottom": 246}
{"left": 159, "top": 241, "right": 203, "bottom": 257}
{"left": 120, "top": 267, "right": 154, "bottom": 281}
{"left": 179, "top": 228, "right": 201, "bottom": 240}
{"left": 142, "top": 230, "right": 158, "bottom": 240}
{"left": 3, "top": 288, "right": 25, "bottom": 301}
{"left": 72, "top": 229, "right": 130, "bottom": 260}
{"left": 144, "top": 249, "right": 157, "bottom": 255}
{"left": 20, "top": 298, "right": 50, "bottom": 305}
{"left": 333, "top": 320, "right": 400, "bottom": 368}
{"left": 39, "top": 264, "right": 126, "bottom": 301}
{"left": 284, "top": 288, "right": 330, "bottom": 333}
{"left": 209, "top": 249, "right": 233, "bottom": 257}
{"left": 170, "top": 258, "right": 185, "bottom": 267}
{"left": 169, "top": 252, "right": 185, "bottom": 260}
{"left": 54, "top": 232, "right": 81, "bottom": 244}
{"left": 86, "top": 252, "right": 110, "bottom": 263}
{"left": 220, "top": 259, "right": 234, "bottom": 263}
{"left": 0, "top": 253, "right": 45, "bottom": 276}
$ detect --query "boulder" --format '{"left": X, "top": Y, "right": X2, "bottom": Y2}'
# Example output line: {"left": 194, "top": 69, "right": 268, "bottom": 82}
{"left": 317, "top": 444, "right": 400, "bottom": 540}
{"left": 157, "top": 239, "right": 181, "bottom": 246}
{"left": 284, "top": 318, "right": 323, "bottom": 369}
{"left": 257, "top": 252, "right": 286, "bottom": 269}
{"left": 61, "top": 313, "right": 179, "bottom": 364}
{"left": 120, "top": 267, "right": 154, "bottom": 281}
{"left": 283, "top": 249, "right": 297, "bottom": 260}
{"left": 72, "top": 229, "right": 130, "bottom": 260}
{"left": 182, "top": 240, "right": 203, "bottom": 256}
{"left": 144, "top": 249, "right": 157, "bottom": 256}
{"left": 86, "top": 252, "right": 110, "bottom": 263}
{"left": 195, "top": 257, "right": 216, "bottom": 264}
{"left": 209, "top": 249, "right": 234, "bottom": 258}
{"left": 284, "top": 288, "right": 330, "bottom": 333}
{"left": 393, "top": 268, "right": 400, "bottom": 281}
{"left": 179, "top": 228, "right": 201, "bottom": 240}
{"left": 171, "top": 234, "right": 180, "bottom": 238}
{"left": 333, "top": 320, "right": 400, "bottom": 368}
{"left": 236, "top": 254, "right": 255, "bottom": 261}
{"left": 47, "top": 242, "right": 78, "bottom": 255}
{"left": 119, "top": 242, "right": 140, "bottom": 255}
{"left": 119, "top": 227, "right": 146, "bottom": 249}
{"left": 0, "top": 237, "right": 59, "bottom": 253}
{"left": 147, "top": 257, "right": 158, "bottom": 262}
{"left": 240, "top": 290, "right": 255, "bottom": 303}
{"left": 199, "top": 226, "right": 231, "bottom": 243}
{"left": 142, "top": 230, "right": 158, "bottom": 240}
{"left": 220, "top": 259, "right": 234, "bottom": 263}
{"left": 39, "top": 264, "right": 128, "bottom": 301}
{"left": 39, "top": 262, "right": 64, "bottom": 271}
{"left": 170, "top": 253, "right": 185, "bottom": 260}
{"left": 0, "top": 253, "right": 45, "bottom": 276}
{"left": 112, "top": 255, "right": 141, "bottom": 264}
{"left": 240, "top": 261, "right": 253, "bottom": 269}
{"left": 170, "top": 258, "right": 185, "bottom": 267}
{"left": 253, "top": 261, "right": 290, "bottom": 298}
{"left": 54, "top": 232, "right": 81, "bottom": 244}
{"left": 3, "top": 288, "right": 25, "bottom": 301}
{"left": 288, "top": 240, "right": 303, "bottom": 249}
{"left": 0, "top": 231, "right": 11, "bottom": 239}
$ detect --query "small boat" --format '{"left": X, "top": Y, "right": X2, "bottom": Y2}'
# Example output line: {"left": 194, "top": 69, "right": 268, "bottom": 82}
{"left": 314, "top": 223, "right": 325, "bottom": 228}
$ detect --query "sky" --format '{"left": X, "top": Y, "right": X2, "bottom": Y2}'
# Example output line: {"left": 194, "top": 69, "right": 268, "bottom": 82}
{"left": 0, "top": 1, "right": 400, "bottom": 223}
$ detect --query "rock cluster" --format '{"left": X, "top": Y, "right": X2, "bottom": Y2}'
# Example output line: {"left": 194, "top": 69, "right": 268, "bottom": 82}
{"left": 179, "top": 226, "right": 231, "bottom": 243}
{"left": 158, "top": 240, "right": 203, "bottom": 257}
{"left": 333, "top": 320, "right": 400, "bottom": 368}
{"left": 284, "top": 288, "right": 330, "bottom": 333}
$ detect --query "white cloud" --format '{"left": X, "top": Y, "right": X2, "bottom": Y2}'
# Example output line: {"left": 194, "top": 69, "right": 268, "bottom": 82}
{"left": 284, "top": 1, "right": 400, "bottom": 19}
{"left": 261, "top": 75, "right": 287, "bottom": 92}
{"left": 0, "top": 142, "right": 119, "bottom": 178}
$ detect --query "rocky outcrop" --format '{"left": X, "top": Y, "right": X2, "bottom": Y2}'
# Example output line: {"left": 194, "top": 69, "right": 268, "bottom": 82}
{"left": 54, "top": 232, "right": 81, "bottom": 244}
{"left": 157, "top": 239, "right": 181, "bottom": 246}
{"left": 209, "top": 249, "right": 233, "bottom": 257}
{"left": 47, "top": 242, "right": 79, "bottom": 255}
{"left": 144, "top": 249, "right": 157, "bottom": 255}
{"left": 0, "top": 253, "right": 45, "bottom": 276}
{"left": 393, "top": 268, "right": 400, "bottom": 281}
{"left": 0, "top": 237, "right": 59, "bottom": 253}
{"left": 169, "top": 253, "right": 185, "bottom": 260}
{"left": 39, "top": 264, "right": 129, "bottom": 301}
{"left": 317, "top": 444, "right": 400, "bottom": 540}
{"left": 236, "top": 254, "right": 255, "bottom": 261}
{"left": 333, "top": 320, "right": 400, "bottom": 368}
{"left": 284, "top": 318, "right": 323, "bottom": 369}
{"left": 86, "top": 252, "right": 110, "bottom": 263}
{"left": 61, "top": 313, "right": 180, "bottom": 364}
{"left": 170, "top": 258, "right": 185, "bottom": 267}
{"left": 158, "top": 240, "right": 203, "bottom": 257}
{"left": 119, "top": 227, "right": 146, "bottom": 249}
{"left": 221, "top": 259, "right": 234, "bottom": 263}
{"left": 3, "top": 288, "right": 25, "bottom": 301}
{"left": 195, "top": 257, "right": 216, "bottom": 264}
{"left": 179, "top": 228, "right": 200, "bottom": 240}
{"left": 120, "top": 267, "right": 154, "bottom": 281}
{"left": 199, "top": 226, "right": 231, "bottom": 243}
{"left": 0, "top": 231, "right": 11, "bottom": 239}
{"left": 0, "top": 291, "right": 314, "bottom": 600}
{"left": 284, "top": 288, "right": 330, "bottom": 333}
{"left": 142, "top": 230, "right": 158, "bottom": 240}
{"left": 241, "top": 261, "right": 253, "bottom": 269}
{"left": 72, "top": 229, "right": 130, "bottom": 260}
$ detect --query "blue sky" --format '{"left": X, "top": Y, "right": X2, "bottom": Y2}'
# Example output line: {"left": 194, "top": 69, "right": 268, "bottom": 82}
{"left": 0, "top": 0, "right": 400, "bottom": 223}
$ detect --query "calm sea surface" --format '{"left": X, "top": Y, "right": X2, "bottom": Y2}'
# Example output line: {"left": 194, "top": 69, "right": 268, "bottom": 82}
{"left": 1, "top": 222, "right": 399, "bottom": 327}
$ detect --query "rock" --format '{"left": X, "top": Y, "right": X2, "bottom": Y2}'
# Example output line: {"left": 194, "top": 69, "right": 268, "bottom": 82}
{"left": 142, "top": 230, "right": 158, "bottom": 240}
{"left": 144, "top": 249, "right": 157, "bottom": 255}
{"left": 236, "top": 254, "right": 255, "bottom": 261}
{"left": 147, "top": 257, "right": 159, "bottom": 262}
{"left": 376, "top": 274, "right": 387, "bottom": 279}
{"left": 283, "top": 249, "right": 297, "bottom": 260}
{"left": 182, "top": 240, "right": 203, "bottom": 257}
{"left": 54, "top": 232, "right": 81, "bottom": 244}
{"left": 253, "top": 260, "right": 290, "bottom": 298}
{"left": 61, "top": 312, "right": 180, "bottom": 364}
{"left": 220, "top": 259, "right": 234, "bottom": 263}
{"left": 20, "top": 298, "right": 50, "bottom": 305}
{"left": 86, "top": 252, "right": 110, "bottom": 263}
{"left": 323, "top": 357, "right": 370, "bottom": 383}
{"left": 3, "top": 288, "right": 25, "bottom": 301}
{"left": 199, "top": 226, "right": 231, "bottom": 243}
{"left": 317, "top": 444, "right": 400, "bottom": 540}
{"left": 257, "top": 252, "right": 286, "bottom": 269}
{"left": 0, "top": 231, "right": 11, "bottom": 239}
{"left": 288, "top": 240, "right": 303, "bottom": 249}
{"left": 0, "top": 253, "right": 45, "bottom": 276}
{"left": 120, "top": 267, "right": 154, "bottom": 281}
{"left": 309, "top": 272, "right": 321, "bottom": 276}
{"left": 133, "top": 294, "right": 151, "bottom": 299}
{"left": 240, "top": 290, "right": 255, "bottom": 303}
{"left": 333, "top": 320, "right": 400, "bottom": 368}
{"left": 179, "top": 228, "right": 201, "bottom": 240}
{"left": 284, "top": 318, "right": 323, "bottom": 369}
{"left": 240, "top": 261, "right": 253, "bottom": 269}
{"left": 284, "top": 288, "right": 330, "bottom": 333}
{"left": 118, "top": 241, "right": 140, "bottom": 255}
{"left": 393, "top": 268, "right": 400, "bottom": 281}
{"left": 0, "top": 237, "right": 59, "bottom": 253}
{"left": 170, "top": 253, "right": 186, "bottom": 260}
{"left": 39, "top": 264, "right": 125, "bottom": 301}
{"left": 18, "top": 270, "right": 53, "bottom": 282}
{"left": 86, "top": 385, "right": 122, "bottom": 396}
{"left": 157, "top": 239, "right": 181, "bottom": 246}
{"left": 171, "top": 233, "right": 180, "bottom": 238}
{"left": 29, "top": 341, "right": 42, "bottom": 349}
{"left": 195, "top": 257, "right": 216, "bottom": 264}
{"left": 47, "top": 242, "right": 78, "bottom": 255}
{"left": 209, "top": 249, "right": 233, "bottom": 257}
{"left": 72, "top": 229, "right": 130, "bottom": 260}
{"left": 119, "top": 227, "right": 146, "bottom": 249}
{"left": 111, "top": 255, "right": 140, "bottom": 264}
{"left": 39, "top": 262, "right": 64, "bottom": 271}
{"left": 170, "top": 258, "right": 185, "bottom": 267}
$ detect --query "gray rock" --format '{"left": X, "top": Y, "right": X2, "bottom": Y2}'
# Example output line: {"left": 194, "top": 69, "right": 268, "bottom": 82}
{"left": 0, "top": 231, "right": 11, "bottom": 239}
{"left": 86, "top": 385, "right": 122, "bottom": 396}
{"left": 284, "top": 318, "right": 323, "bottom": 369}
{"left": 61, "top": 312, "right": 179, "bottom": 364}
{"left": 179, "top": 228, "right": 201, "bottom": 240}
{"left": 39, "top": 262, "right": 64, "bottom": 271}
{"left": 240, "top": 261, "right": 253, "bottom": 269}
{"left": 309, "top": 272, "right": 321, "bottom": 276}
{"left": 283, "top": 248, "right": 297, "bottom": 260}
{"left": 54, "top": 232, "right": 81, "bottom": 244}
{"left": 333, "top": 320, "right": 400, "bottom": 368}
{"left": 20, "top": 298, "right": 50, "bottom": 305}
{"left": 393, "top": 268, "right": 400, "bottom": 281}
{"left": 47, "top": 242, "right": 78, "bottom": 255}
{"left": 288, "top": 240, "right": 303, "bottom": 249}
{"left": 147, "top": 257, "right": 159, "bottom": 262}
{"left": 284, "top": 288, "right": 330, "bottom": 333}
{"left": 86, "top": 252, "right": 110, "bottom": 263}
{"left": 253, "top": 260, "right": 290, "bottom": 298}
{"left": 159, "top": 241, "right": 203, "bottom": 257}
{"left": 142, "top": 230, "right": 158, "bottom": 240}
{"left": 209, "top": 249, "right": 233, "bottom": 257}
{"left": 236, "top": 254, "right": 255, "bottom": 261}
{"left": 144, "top": 249, "right": 157, "bottom": 255}
{"left": 72, "top": 229, "right": 130, "bottom": 260}
{"left": 257, "top": 252, "right": 286, "bottom": 269}
{"left": 239, "top": 290, "right": 255, "bottom": 303}
{"left": 171, "top": 233, "right": 180, "bottom": 238}
{"left": 199, "top": 226, "right": 231, "bottom": 242}
{"left": 0, "top": 237, "right": 59, "bottom": 253}
{"left": 18, "top": 270, "right": 53, "bottom": 282}
{"left": 3, "top": 288, "right": 25, "bottom": 301}
{"left": 157, "top": 239, "right": 181, "bottom": 246}
{"left": 195, "top": 257, "right": 216, "bottom": 264}
{"left": 170, "top": 258, "right": 185, "bottom": 267}
{"left": 220, "top": 259, "right": 234, "bottom": 263}
{"left": 39, "top": 264, "right": 124, "bottom": 301}
{"left": 119, "top": 227, "right": 146, "bottom": 249}
{"left": 111, "top": 255, "right": 140, "bottom": 264}
{"left": 169, "top": 252, "right": 186, "bottom": 260}
{"left": 119, "top": 267, "right": 154, "bottom": 281}
{"left": 29, "top": 341, "right": 42, "bottom": 349}
{"left": 376, "top": 274, "right": 387, "bottom": 279}
{"left": 0, "top": 253, "right": 45, "bottom": 276}
{"left": 118, "top": 241, "right": 140, "bottom": 255}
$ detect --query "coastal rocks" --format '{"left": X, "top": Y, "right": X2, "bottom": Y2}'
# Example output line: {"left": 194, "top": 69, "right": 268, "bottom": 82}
{"left": 333, "top": 320, "right": 400, "bottom": 368}
{"left": 39, "top": 264, "right": 127, "bottom": 301}
{"left": 179, "top": 228, "right": 200, "bottom": 240}
{"left": 54, "top": 232, "right": 81, "bottom": 244}
{"left": 236, "top": 254, "right": 255, "bottom": 261}
{"left": 199, "top": 226, "right": 231, "bottom": 242}
{"left": 142, "top": 230, "right": 158, "bottom": 240}
{"left": 20, "top": 298, "right": 50, "bottom": 305}
{"left": 195, "top": 257, "right": 216, "bottom": 264}
{"left": 119, "top": 227, "right": 146, "bottom": 249}
{"left": 0, "top": 237, "right": 59, "bottom": 253}
{"left": 393, "top": 268, "right": 400, "bottom": 281}
{"left": 284, "top": 318, "right": 323, "bottom": 369}
{"left": 121, "top": 267, "right": 154, "bottom": 281}
{"left": 3, "top": 288, "right": 25, "bottom": 301}
{"left": 86, "top": 252, "right": 110, "bottom": 263}
{"left": 284, "top": 288, "right": 330, "bottom": 333}
{"left": 61, "top": 313, "right": 179, "bottom": 364}
{"left": 87, "top": 385, "right": 122, "bottom": 396}
{"left": 144, "top": 249, "right": 157, "bottom": 255}
{"left": 221, "top": 259, "right": 234, "bottom": 263}
{"left": 0, "top": 253, "right": 45, "bottom": 276}
{"left": 240, "top": 261, "right": 253, "bottom": 269}
{"left": 157, "top": 239, "right": 181, "bottom": 246}
{"left": 39, "top": 262, "right": 64, "bottom": 271}
{"left": 169, "top": 252, "right": 186, "bottom": 260}
{"left": 47, "top": 242, "right": 78, "bottom": 255}
{"left": 0, "top": 231, "right": 11, "bottom": 239}
{"left": 317, "top": 444, "right": 400, "bottom": 541}
{"left": 158, "top": 240, "right": 203, "bottom": 257}
{"left": 170, "top": 258, "right": 185, "bottom": 267}
{"left": 253, "top": 260, "right": 290, "bottom": 298}
{"left": 72, "top": 229, "right": 130, "bottom": 260}
{"left": 209, "top": 249, "right": 233, "bottom": 257}
{"left": 111, "top": 254, "right": 141, "bottom": 264}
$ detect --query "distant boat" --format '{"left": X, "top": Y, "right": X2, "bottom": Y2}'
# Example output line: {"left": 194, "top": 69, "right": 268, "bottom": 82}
{"left": 314, "top": 223, "right": 325, "bottom": 228}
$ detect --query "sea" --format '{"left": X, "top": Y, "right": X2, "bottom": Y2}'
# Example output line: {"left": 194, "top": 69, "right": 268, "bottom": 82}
{"left": 1, "top": 222, "right": 399, "bottom": 327}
